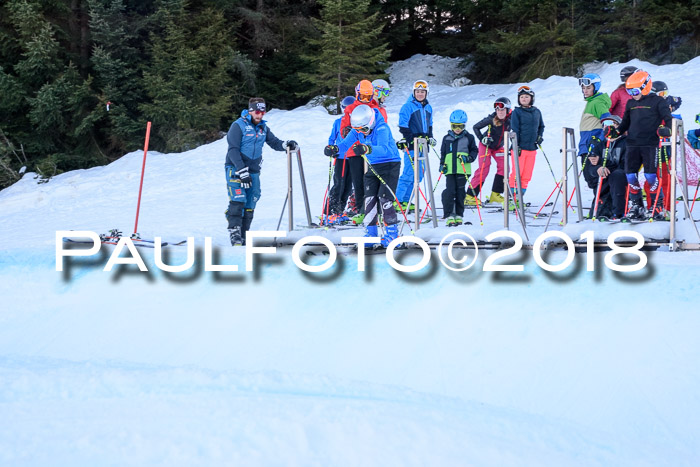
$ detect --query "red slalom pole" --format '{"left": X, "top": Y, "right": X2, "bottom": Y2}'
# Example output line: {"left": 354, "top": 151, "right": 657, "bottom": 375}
{"left": 133, "top": 121, "right": 152, "bottom": 235}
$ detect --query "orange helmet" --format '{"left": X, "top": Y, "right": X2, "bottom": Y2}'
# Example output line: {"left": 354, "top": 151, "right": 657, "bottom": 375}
{"left": 625, "top": 70, "right": 652, "bottom": 97}
{"left": 355, "top": 80, "right": 374, "bottom": 103}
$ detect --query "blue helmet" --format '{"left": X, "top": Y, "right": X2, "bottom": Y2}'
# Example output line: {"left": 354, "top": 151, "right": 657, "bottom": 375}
{"left": 340, "top": 96, "right": 355, "bottom": 110}
{"left": 579, "top": 73, "right": 601, "bottom": 92}
{"left": 449, "top": 109, "right": 468, "bottom": 124}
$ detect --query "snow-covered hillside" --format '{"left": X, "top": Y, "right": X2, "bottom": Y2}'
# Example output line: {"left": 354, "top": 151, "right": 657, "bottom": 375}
{"left": 1, "top": 55, "right": 700, "bottom": 466}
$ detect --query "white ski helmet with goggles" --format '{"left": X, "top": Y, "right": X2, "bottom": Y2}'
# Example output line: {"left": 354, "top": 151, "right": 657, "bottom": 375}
{"left": 350, "top": 105, "right": 376, "bottom": 133}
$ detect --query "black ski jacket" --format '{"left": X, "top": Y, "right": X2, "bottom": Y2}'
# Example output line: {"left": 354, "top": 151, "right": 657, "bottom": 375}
{"left": 581, "top": 135, "right": 627, "bottom": 189}
{"left": 472, "top": 113, "right": 510, "bottom": 150}
{"left": 617, "top": 94, "right": 672, "bottom": 147}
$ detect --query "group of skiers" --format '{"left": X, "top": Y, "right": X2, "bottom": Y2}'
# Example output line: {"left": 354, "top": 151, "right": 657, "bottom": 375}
{"left": 222, "top": 68, "right": 697, "bottom": 247}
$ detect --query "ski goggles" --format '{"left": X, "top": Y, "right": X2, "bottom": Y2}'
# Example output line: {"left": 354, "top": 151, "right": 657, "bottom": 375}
{"left": 374, "top": 87, "right": 391, "bottom": 98}
{"left": 656, "top": 90, "right": 669, "bottom": 98}
{"left": 357, "top": 93, "right": 373, "bottom": 103}
{"left": 626, "top": 87, "right": 643, "bottom": 97}
{"left": 352, "top": 125, "right": 371, "bottom": 135}
{"left": 413, "top": 80, "right": 429, "bottom": 91}
{"left": 696, "top": 114, "right": 700, "bottom": 125}
{"left": 249, "top": 102, "right": 266, "bottom": 113}
{"left": 578, "top": 77, "right": 596, "bottom": 87}
{"left": 517, "top": 85, "right": 534, "bottom": 96}
{"left": 494, "top": 102, "right": 509, "bottom": 110}
{"left": 450, "top": 123, "right": 465, "bottom": 131}
{"left": 602, "top": 119, "right": 617, "bottom": 127}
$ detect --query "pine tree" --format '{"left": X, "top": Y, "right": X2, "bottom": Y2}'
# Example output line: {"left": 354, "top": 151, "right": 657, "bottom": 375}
{"left": 300, "top": 0, "right": 390, "bottom": 113}
{"left": 139, "top": 0, "right": 254, "bottom": 152}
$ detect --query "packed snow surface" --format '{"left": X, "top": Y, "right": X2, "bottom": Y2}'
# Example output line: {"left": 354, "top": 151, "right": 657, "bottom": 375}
{"left": 1, "top": 54, "right": 700, "bottom": 466}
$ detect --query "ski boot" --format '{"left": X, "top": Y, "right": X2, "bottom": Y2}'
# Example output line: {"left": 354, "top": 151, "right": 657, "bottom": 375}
{"left": 652, "top": 205, "right": 669, "bottom": 221}
{"left": 454, "top": 216, "right": 463, "bottom": 225}
{"left": 351, "top": 213, "right": 365, "bottom": 225}
{"left": 381, "top": 223, "right": 401, "bottom": 248}
{"left": 363, "top": 224, "right": 381, "bottom": 249}
{"left": 464, "top": 194, "right": 480, "bottom": 206}
{"left": 488, "top": 192, "right": 504, "bottom": 204}
{"left": 446, "top": 216, "right": 458, "bottom": 227}
{"left": 624, "top": 199, "right": 647, "bottom": 221}
{"left": 228, "top": 227, "right": 244, "bottom": 246}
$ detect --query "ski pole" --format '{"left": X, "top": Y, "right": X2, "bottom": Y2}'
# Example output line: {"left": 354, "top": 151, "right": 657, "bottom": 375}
{"left": 592, "top": 137, "right": 612, "bottom": 221}
{"left": 459, "top": 157, "right": 482, "bottom": 225}
{"left": 691, "top": 177, "right": 700, "bottom": 214}
{"left": 133, "top": 121, "right": 152, "bottom": 235}
{"left": 360, "top": 153, "right": 413, "bottom": 234}
{"left": 624, "top": 184, "right": 630, "bottom": 218}
{"left": 649, "top": 138, "right": 664, "bottom": 221}
{"left": 320, "top": 156, "right": 336, "bottom": 226}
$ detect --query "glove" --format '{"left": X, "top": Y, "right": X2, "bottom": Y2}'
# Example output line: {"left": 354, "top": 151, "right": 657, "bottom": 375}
{"left": 536, "top": 135, "right": 543, "bottom": 145}
{"left": 428, "top": 137, "right": 437, "bottom": 147}
{"left": 439, "top": 163, "right": 447, "bottom": 174}
{"left": 481, "top": 136, "right": 493, "bottom": 145}
{"left": 341, "top": 126, "right": 351, "bottom": 138}
{"left": 284, "top": 140, "right": 298, "bottom": 150}
{"left": 353, "top": 144, "right": 372, "bottom": 156}
{"left": 235, "top": 166, "right": 252, "bottom": 189}
{"left": 396, "top": 139, "right": 408, "bottom": 150}
{"left": 604, "top": 126, "right": 620, "bottom": 139}
{"left": 666, "top": 96, "right": 682, "bottom": 112}
{"left": 657, "top": 126, "right": 671, "bottom": 138}
{"left": 324, "top": 145, "right": 339, "bottom": 157}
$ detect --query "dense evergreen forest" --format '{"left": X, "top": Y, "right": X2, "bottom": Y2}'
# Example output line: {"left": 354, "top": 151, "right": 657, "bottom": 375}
{"left": 0, "top": 0, "right": 698, "bottom": 187}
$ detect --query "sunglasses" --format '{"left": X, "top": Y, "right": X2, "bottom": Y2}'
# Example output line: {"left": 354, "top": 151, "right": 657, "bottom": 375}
{"left": 450, "top": 123, "right": 465, "bottom": 130}
{"left": 250, "top": 109, "right": 266, "bottom": 115}
{"left": 357, "top": 93, "right": 373, "bottom": 103}
{"left": 494, "top": 102, "right": 508, "bottom": 110}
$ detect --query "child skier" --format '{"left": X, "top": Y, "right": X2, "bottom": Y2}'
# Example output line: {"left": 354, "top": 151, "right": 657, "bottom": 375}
{"left": 325, "top": 105, "right": 402, "bottom": 248}
{"left": 324, "top": 96, "right": 356, "bottom": 224}
{"left": 689, "top": 114, "right": 700, "bottom": 149}
{"left": 609, "top": 66, "right": 638, "bottom": 118}
{"left": 509, "top": 86, "right": 545, "bottom": 209}
{"left": 578, "top": 73, "right": 612, "bottom": 157}
{"left": 605, "top": 70, "right": 673, "bottom": 220}
{"left": 465, "top": 97, "right": 512, "bottom": 206}
{"left": 372, "top": 79, "right": 391, "bottom": 109}
{"left": 440, "top": 110, "right": 478, "bottom": 226}
{"left": 583, "top": 115, "right": 628, "bottom": 220}
{"left": 395, "top": 80, "right": 435, "bottom": 211}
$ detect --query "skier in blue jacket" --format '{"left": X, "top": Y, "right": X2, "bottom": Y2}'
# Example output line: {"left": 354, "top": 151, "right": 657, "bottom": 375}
{"left": 224, "top": 97, "right": 297, "bottom": 246}
{"left": 324, "top": 96, "right": 355, "bottom": 223}
{"left": 395, "top": 80, "right": 435, "bottom": 210}
{"left": 325, "top": 105, "right": 402, "bottom": 248}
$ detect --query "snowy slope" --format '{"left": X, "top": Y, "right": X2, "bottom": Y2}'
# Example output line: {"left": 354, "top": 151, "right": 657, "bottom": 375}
{"left": 1, "top": 55, "right": 700, "bottom": 466}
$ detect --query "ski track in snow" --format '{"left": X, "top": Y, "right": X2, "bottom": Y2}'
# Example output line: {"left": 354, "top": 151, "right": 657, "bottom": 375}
{"left": 1, "top": 54, "right": 700, "bottom": 465}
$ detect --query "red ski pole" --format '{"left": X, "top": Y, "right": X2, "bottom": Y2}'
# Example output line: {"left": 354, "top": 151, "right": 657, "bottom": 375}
{"left": 133, "top": 121, "right": 152, "bottom": 235}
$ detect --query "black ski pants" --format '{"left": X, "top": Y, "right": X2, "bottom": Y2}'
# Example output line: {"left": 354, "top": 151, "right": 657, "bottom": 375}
{"left": 364, "top": 161, "right": 400, "bottom": 226}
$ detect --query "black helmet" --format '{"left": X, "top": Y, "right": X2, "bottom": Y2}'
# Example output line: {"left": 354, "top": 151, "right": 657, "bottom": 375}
{"left": 494, "top": 97, "right": 511, "bottom": 110}
{"left": 517, "top": 85, "right": 535, "bottom": 105}
{"left": 620, "top": 66, "right": 638, "bottom": 83}
{"left": 651, "top": 81, "right": 668, "bottom": 94}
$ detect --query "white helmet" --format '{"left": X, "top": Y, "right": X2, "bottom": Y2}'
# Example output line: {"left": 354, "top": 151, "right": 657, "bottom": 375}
{"left": 372, "top": 79, "right": 391, "bottom": 99}
{"left": 413, "top": 79, "right": 429, "bottom": 95}
{"left": 350, "top": 105, "right": 376, "bottom": 133}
